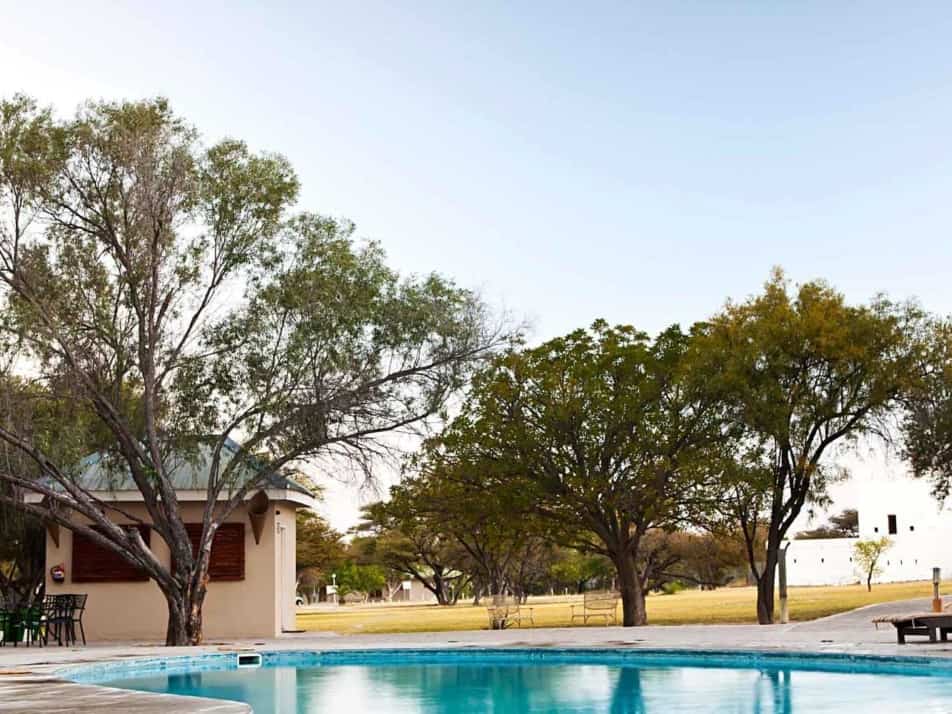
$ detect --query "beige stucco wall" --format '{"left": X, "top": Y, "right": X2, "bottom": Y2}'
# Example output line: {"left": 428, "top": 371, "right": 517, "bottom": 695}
{"left": 44, "top": 500, "right": 300, "bottom": 642}
{"left": 273, "top": 507, "right": 297, "bottom": 633}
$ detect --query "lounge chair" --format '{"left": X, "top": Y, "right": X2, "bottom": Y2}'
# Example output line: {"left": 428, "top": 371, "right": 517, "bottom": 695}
{"left": 873, "top": 602, "right": 952, "bottom": 644}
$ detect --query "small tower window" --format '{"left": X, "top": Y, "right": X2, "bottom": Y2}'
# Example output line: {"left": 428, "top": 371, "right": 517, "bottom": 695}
{"left": 887, "top": 515, "right": 897, "bottom": 535}
{"left": 910, "top": 525, "right": 915, "bottom": 532}
{"left": 874, "top": 527, "right": 879, "bottom": 533}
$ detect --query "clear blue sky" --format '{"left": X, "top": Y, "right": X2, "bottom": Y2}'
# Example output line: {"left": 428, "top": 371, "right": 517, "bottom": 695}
{"left": 3, "top": 2, "right": 951, "bottom": 527}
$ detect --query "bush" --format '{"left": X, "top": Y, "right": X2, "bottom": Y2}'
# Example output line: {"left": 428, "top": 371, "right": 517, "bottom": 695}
{"left": 660, "top": 581, "right": 687, "bottom": 595}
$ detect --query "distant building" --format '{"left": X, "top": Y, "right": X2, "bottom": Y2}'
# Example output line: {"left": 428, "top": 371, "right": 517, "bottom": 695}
{"left": 389, "top": 579, "right": 438, "bottom": 603}
{"left": 785, "top": 477, "right": 952, "bottom": 586}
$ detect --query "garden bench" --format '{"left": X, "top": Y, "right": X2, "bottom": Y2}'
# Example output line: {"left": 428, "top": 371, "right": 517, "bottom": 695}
{"left": 571, "top": 590, "right": 620, "bottom": 626}
{"left": 486, "top": 596, "right": 534, "bottom": 630}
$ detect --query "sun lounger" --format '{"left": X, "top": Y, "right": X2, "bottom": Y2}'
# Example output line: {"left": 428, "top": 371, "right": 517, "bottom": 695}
{"left": 873, "top": 605, "right": 952, "bottom": 644}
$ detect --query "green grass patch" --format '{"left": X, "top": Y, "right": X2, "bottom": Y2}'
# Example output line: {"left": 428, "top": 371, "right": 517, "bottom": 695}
{"left": 296, "top": 580, "right": 949, "bottom": 635}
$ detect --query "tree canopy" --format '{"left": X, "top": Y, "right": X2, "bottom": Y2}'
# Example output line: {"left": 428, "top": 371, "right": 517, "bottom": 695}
{"left": 425, "top": 321, "right": 730, "bottom": 625}
{"left": 794, "top": 509, "right": 859, "bottom": 540}
{"left": 0, "top": 94, "right": 507, "bottom": 644}
{"left": 694, "top": 270, "right": 921, "bottom": 623}
{"left": 901, "top": 320, "right": 952, "bottom": 499}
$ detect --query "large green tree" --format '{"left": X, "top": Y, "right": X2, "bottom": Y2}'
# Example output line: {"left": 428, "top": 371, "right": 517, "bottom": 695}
{"left": 0, "top": 95, "right": 505, "bottom": 644}
{"left": 358, "top": 492, "right": 471, "bottom": 605}
{"left": 432, "top": 322, "right": 729, "bottom": 625}
{"left": 296, "top": 510, "right": 345, "bottom": 601}
{"left": 901, "top": 319, "right": 952, "bottom": 498}
{"left": 403, "top": 462, "right": 547, "bottom": 603}
{"left": 694, "top": 271, "right": 920, "bottom": 623}
{"left": 0, "top": 375, "right": 98, "bottom": 608}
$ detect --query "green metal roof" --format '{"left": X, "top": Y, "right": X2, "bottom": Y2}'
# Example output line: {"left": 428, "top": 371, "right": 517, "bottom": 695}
{"left": 71, "top": 438, "right": 313, "bottom": 497}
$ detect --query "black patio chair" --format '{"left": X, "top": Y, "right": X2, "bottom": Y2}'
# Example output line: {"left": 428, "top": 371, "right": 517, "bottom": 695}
{"left": 0, "top": 609, "right": 9, "bottom": 647}
{"left": 67, "top": 594, "right": 88, "bottom": 646}
{"left": 43, "top": 594, "right": 72, "bottom": 646}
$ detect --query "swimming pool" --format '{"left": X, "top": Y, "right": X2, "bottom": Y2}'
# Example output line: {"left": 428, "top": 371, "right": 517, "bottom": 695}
{"left": 67, "top": 648, "right": 952, "bottom": 713}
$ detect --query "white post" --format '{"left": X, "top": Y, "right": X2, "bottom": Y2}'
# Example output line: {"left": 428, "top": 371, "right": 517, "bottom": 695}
{"left": 933, "top": 567, "right": 942, "bottom": 612}
{"left": 778, "top": 543, "right": 790, "bottom": 624}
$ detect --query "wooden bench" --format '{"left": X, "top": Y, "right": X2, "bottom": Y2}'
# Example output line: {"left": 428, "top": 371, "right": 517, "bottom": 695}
{"left": 571, "top": 590, "right": 620, "bottom": 626}
{"left": 874, "top": 612, "right": 952, "bottom": 644}
{"left": 486, "top": 596, "right": 534, "bottom": 630}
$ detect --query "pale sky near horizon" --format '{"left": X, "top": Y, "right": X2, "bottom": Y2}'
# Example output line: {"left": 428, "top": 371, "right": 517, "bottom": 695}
{"left": 3, "top": 2, "right": 952, "bottom": 531}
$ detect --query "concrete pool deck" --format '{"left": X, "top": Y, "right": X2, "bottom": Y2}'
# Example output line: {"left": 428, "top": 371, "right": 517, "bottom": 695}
{"left": 2, "top": 597, "right": 951, "bottom": 712}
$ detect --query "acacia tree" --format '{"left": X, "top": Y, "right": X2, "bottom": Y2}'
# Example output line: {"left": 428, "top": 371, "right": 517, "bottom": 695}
{"left": 0, "top": 95, "right": 505, "bottom": 644}
{"left": 358, "top": 493, "right": 471, "bottom": 605}
{"left": 795, "top": 508, "right": 858, "bottom": 540}
{"left": 853, "top": 537, "right": 891, "bottom": 592}
{"left": 547, "top": 549, "right": 614, "bottom": 594}
{"left": 901, "top": 319, "right": 952, "bottom": 499}
{"left": 296, "top": 510, "right": 345, "bottom": 602}
{"left": 432, "top": 322, "right": 729, "bottom": 626}
{"left": 0, "top": 375, "right": 97, "bottom": 608}
{"left": 695, "top": 271, "right": 919, "bottom": 624}
{"left": 405, "top": 463, "right": 547, "bottom": 603}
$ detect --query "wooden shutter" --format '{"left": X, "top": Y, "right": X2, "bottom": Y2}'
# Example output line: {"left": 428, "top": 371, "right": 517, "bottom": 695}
{"left": 184, "top": 523, "right": 246, "bottom": 581}
{"left": 72, "top": 525, "right": 152, "bottom": 582}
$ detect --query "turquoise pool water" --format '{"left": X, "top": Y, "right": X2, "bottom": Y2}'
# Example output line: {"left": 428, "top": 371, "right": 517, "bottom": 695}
{"left": 79, "top": 649, "right": 952, "bottom": 713}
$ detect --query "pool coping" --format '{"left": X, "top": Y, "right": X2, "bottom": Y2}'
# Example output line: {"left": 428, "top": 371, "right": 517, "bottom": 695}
{"left": 12, "top": 642, "right": 952, "bottom": 713}
{"left": 8, "top": 609, "right": 952, "bottom": 713}
{"left": 58, "top": 645, "right": 952, "bottom": 681}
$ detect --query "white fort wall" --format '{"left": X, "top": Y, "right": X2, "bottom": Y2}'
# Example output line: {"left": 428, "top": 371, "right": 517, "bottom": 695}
{"left": 785, "top": 475, "right": 952, "bottom": 587}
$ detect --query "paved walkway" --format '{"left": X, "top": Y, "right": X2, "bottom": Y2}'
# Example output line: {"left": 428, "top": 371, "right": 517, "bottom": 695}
{"left": 1, "top": 597, "right": 949, "bottom": 712}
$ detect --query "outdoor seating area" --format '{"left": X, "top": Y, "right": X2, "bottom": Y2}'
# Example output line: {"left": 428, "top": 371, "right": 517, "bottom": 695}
{"left": 571, "top": 591, "right": 621, "bottom": 626}
{"left": 483, "top": 591, "right": 623, "bottom": 630}
{"left": 0, "top": 594, "right": 87, "bottom": 648}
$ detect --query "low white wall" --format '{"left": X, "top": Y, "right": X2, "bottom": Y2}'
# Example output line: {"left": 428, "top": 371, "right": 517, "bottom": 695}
{"left": 785, "top": 538, "right": 859, "bottom": 586}
{"left": 785, "top": 535, "right": 952, "bottom": 587}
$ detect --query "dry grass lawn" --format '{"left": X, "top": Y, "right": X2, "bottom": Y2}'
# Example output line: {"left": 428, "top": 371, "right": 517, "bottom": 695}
{"left": 296, "top": 580, "right": 950, "bottom": 635}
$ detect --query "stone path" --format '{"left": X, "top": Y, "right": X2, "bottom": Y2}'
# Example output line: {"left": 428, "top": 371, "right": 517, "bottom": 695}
{"left": 790, "top": 596, "right": 935, "bottom": 631}
{"left": 1, "top": 597, "right": 950, "bottom": 712}
{"left": 0, "top": 675, "right": 250, "bottom": 713}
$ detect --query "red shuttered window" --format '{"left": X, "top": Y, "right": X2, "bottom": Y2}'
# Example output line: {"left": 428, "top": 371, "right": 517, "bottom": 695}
{"left": 72, "top": 525, "right": 152, "bottom": 582}
{"left": 184, "top": 523, "right": 246, "bottom": 581}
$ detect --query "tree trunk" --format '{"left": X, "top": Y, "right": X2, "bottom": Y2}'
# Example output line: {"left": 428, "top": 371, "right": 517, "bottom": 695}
{"left": 867, "top": 573, "right": 872, "bottom": 592}
{"left": 165, "top": 594, "right": 189, "bottom": 646}
{"left": 755, "top": 547, "right": 779, "bottom": 625}
{"left": 163, "top": 578, "right": 208, "bottom": 646}
{"left": 614, "top": 552, "right": 646, "bottom": 626}
{"left": 430, "top": 572, "right": 450, "bottom": 605}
